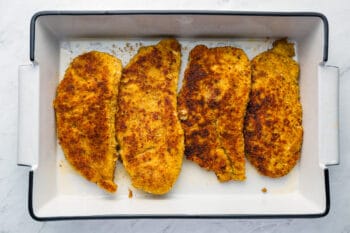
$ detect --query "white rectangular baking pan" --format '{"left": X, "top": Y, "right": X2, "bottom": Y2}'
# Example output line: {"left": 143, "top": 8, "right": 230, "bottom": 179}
{"left": 17, "top": 11, "right": 339, "bottom": 220}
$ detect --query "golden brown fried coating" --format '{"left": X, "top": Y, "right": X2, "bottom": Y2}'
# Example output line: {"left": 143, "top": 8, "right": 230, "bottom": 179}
{"left": 116, "top": 39, "right": 184, "bottom": 195}
{"left": 54, "top": 51, "right": 122, "bottom": 193}
{"left": 178, "top": 45, "right": 251, "bottom": 181}
{"left": 244, "top": 39, "right": 303, "bottom": 178}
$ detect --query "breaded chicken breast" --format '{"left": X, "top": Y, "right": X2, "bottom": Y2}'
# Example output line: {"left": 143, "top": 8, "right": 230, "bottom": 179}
{"left": 178, "top": 45, "right": 251, "bottom": 181}
{"left": 244, "top": 39, "right": 303, "bottom": 178}
{"left": 54, "top": 51, "right": 122, "bottom": 193}
{"left": 116, "top": 39, "right": 184, "bottom": 195}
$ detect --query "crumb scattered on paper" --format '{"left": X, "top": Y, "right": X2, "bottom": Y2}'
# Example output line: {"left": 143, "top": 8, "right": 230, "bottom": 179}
{"left": 128, "top": 188, "right": 133, "bottom": 198}
{"left": 261, "top": 187, "right": 267, "bottom": 193}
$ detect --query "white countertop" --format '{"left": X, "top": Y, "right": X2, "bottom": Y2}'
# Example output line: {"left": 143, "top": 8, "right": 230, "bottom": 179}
{"left": 1, "top": 0, "right": 349, "bottom": 232}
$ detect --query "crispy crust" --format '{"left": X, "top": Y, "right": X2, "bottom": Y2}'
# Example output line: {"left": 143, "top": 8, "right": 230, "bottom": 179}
{"left": 178, "top": 45, "right": 251, "bottom": 181}
{"left": 54, "top": 51, "right": 122, "bottom": 192}
{"left": 116, "top": 39, "right": 184, "bottom": 195}
{"left": 244, "top": 39, "right": 303, "bottom": 178}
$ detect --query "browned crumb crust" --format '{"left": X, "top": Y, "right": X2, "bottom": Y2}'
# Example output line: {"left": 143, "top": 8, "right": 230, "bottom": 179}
{"left": 116, "top": 39, "right": 184, "bottom": 195}
{"left": 178, "top": 45, "right": 251, "bottom": 181}
{"left": 244, "top": 39, "right": 303, "bottom": 178}
{"left": 54, "top": 51, "right": 122, "bottom": 192}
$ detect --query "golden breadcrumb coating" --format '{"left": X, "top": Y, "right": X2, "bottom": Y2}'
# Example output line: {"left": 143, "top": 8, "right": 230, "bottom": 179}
{"left": 116, "top": 39, "right": 184, "bottom": 195}
{"left": 178, "top": 45, "right": 251, "bottom": 181}
{"left": 244, "top": 39, "right": 303, "bottom": 178}
{"left": 54, "top": 51, "right": 122, "bottom": 192}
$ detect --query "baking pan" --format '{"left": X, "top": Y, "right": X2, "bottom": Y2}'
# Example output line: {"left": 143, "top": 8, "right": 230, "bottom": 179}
{"left": 17, "top": 11, "right": 339, "bottom": 220}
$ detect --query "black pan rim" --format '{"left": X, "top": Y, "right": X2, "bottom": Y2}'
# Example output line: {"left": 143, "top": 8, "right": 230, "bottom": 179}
{"left": 27, "top": 169, "right": 331, "bottom": 221}
{"left": 30, "top": 10, "right": 329, "bottom": 62}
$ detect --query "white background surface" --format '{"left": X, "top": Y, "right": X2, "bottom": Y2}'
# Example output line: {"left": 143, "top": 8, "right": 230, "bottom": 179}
{"left": 0, "top": 0, "right": 349, "bottom": 232}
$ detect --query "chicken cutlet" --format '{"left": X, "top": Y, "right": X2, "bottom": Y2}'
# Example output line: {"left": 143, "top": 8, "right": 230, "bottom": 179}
{"left": 177, "top": 45, "right": 251, "bottom": 181}
{"left": 244, "top": 39, "right": 303, "bottom": 178}
{"left": 54, "top": 51, "right": 122, "bottom": 193}
{"left": 116, "top": 39, "right": 184, "bottom": 195}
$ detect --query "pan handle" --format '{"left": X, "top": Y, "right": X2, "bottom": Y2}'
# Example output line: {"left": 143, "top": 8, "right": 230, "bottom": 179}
{"left": 17, "top": 64, "right": 39, "bottom": 168}
{"left": 318, "top": 64, "right": 339, "bottom": 167}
